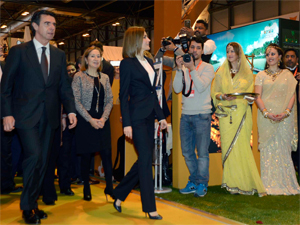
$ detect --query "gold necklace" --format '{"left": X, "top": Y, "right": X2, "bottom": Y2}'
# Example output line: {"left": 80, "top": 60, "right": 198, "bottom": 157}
{"left": 265, "top": 68, "right": 282, "bottom": 81}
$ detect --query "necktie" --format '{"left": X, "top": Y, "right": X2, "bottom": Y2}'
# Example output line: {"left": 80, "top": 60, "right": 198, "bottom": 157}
{"left": 41, "top": 47, "right": 48, "bottom": 83}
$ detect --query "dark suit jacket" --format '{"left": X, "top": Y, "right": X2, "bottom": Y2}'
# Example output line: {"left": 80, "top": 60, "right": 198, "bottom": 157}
{"left": 102, "top": 58, "right": 115, "bottom": 86}
{"left": 1, "top": 40, "right": 75, "bottom": 129}
{"left": 119, "top": 56, "right": 165, "bottom": 128}
{"left": 0, "top": 60, "right": 5, "bottom": 71}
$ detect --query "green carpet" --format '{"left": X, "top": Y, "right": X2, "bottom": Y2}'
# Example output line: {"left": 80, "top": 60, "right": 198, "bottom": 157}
{"left": 157, "top": 185, "right": 300, "bottom": 225}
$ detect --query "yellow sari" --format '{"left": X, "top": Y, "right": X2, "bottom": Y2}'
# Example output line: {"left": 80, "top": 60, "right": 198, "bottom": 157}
{"left": 211, "top": 43, "right": 266, "bottom": 196}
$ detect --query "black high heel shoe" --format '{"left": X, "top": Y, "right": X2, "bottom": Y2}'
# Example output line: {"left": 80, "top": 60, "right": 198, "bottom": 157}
{"left": 145, "top": 212, "right": 163, "bottom": 220}
{"left": 83, "top": 194, "right": 92, "bottom": 201}
{"left": 104, "top": 188, "right": 115, "bottom": 202}
{"left": 83, "top": 185, "right": 91, "bottom": 201}
{"left": 113, "top": 199, "right": 121, "bottom": 213}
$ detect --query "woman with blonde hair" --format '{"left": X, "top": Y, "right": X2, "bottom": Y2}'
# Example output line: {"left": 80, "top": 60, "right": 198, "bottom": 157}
{"left": 113, "top": 26, "right": 167, "bottom": 219}
{"left": 255, "top": 43, "right": 300, "bottom": 195}
{"left": 72, "top": 46, "right": 114, "bottom": 201}
{"left": 211, "top": 42, "right": 266, "bottom": 196}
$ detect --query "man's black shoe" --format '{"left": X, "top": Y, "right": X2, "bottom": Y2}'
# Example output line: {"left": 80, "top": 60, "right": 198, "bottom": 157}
{"left": 43, "top": 200, "right": 55, "bottom": 205}
{"left": 60, "top": 188, "right": 74, "bottom": 196}
{"left": 34, "top": 208, "right": 47, "bottom": 219}
{"left": 89, "top": 178, "right": 100, "bottom": 185}
{"left": 22, "top": 210, "right": 40, "bottom": 224}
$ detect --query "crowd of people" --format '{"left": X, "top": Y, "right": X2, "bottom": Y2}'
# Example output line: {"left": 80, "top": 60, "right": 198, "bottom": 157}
{"left": 1, "top": 9, "right": 299, "bottom": 224}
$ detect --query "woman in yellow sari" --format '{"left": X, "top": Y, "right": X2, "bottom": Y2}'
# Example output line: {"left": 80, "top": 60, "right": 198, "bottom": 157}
{"left": 255, "top": 44, "right": 300, "bottom": 195}
{"left": 211, "top": 42, "right": 266, "bottom": 196}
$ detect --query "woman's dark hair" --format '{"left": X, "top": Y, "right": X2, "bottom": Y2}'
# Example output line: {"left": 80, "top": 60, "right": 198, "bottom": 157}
{"left": 30, "top": 10, "right": 56, "bottom": 36}
{"left": 264, "top": 43, "right": 285, "bottom": 70}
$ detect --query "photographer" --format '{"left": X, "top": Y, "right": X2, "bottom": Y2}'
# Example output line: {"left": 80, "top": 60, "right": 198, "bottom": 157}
{"left": 180, "top": 19, "right": 216, "bottom": 63}
{"left": 154, "top": 37, "right": 184, "bottom": 68}
{"left": 173, "top": 36, "right": 214, "bottom": 197}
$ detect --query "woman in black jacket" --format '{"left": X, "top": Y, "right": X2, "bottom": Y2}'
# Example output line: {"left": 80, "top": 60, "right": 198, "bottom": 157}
{"left": 113, "top": 26, "right": 167, "bottom": 220}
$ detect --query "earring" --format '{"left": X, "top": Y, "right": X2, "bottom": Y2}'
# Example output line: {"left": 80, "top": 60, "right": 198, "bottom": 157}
{"left": 278, "top": 60, "right": 281, "bottom": 66}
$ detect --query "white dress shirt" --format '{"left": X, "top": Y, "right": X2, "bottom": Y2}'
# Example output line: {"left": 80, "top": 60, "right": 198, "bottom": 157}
{"left": 33, "top": 38, "right": 50, "bottom": 75}
{"left": 138, "top": 58, "right": 155, "bottom": 85}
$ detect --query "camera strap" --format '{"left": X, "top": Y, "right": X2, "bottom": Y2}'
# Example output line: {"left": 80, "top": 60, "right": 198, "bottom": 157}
{"left": 182, "top": 61, "right": 202, "bottom": 97}
{"left": 182, "top": 70, "right": 193, "bottom": 97}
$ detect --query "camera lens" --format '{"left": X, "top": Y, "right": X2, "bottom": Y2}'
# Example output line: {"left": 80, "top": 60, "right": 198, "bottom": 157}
{"left": 182, "top": 54, "right": 191, "bottom": 63}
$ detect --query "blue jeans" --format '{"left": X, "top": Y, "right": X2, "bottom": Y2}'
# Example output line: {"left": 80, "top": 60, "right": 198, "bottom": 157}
{"left": 180, "top": 113, "right": 211, "bottom": 186}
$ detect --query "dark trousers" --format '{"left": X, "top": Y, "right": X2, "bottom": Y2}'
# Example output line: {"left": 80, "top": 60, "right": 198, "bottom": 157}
{"left": 17, "top": 112, "right": 54, "bottom": 210}
{"left": 1, "top": 124, "right": 15, "bottom": 191}
{"left": 41, "top": 126, "right": 61, "bottom": 202}
{"left": 11, "top": 134, "right": 23, "bottom": 177}
{"left": 57, "top": 125, "right": 74, "bottom": 190}
{"left": 114, "top": 113, "right": 156, "bottom": 213}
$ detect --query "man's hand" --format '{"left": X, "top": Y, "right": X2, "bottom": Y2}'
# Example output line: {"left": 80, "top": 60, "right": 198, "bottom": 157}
{"left": 124, "top": 126, "right": 132, "bottom": 139}
{"left": 180, "top": 27, "right": 194, "bottom": 38}
{"left": 165, "top": 41, "right": 177, "bottom": 52}
{"left": 68, "top": 114, "right": 77, "bottom": 129}
{"left": 3, "top": 116, "right": 15, "bottom": 132}
{"left": 175, "top": 55, "right": 183, "bottom": 70}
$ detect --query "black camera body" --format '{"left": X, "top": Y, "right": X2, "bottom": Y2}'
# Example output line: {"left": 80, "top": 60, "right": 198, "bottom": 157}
{"left": 162, "top": 36, "right": 173, "bottom": 47}
{"left": 179, "top": 34, "right": 194, "bottom": 63}
{"left": 162, "top": 34, "right": 194, "bottom": 63}
{"left": 162, "top": 36, "right": 180, "bottom": 47}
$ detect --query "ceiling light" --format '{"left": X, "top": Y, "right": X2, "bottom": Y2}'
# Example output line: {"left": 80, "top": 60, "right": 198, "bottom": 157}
{"left": 58, "top": 42, "right": 65, "bottom": 45}
{"left": 82, "top": 33, "right": 89, "bottom": 37}
{"left": 21, "top": 12, "right": 30, "bottom": 16}
{"left": 115, "top": 22, "right": 120, "bottom": 25}
{"left": 1, "top": 25, "right": 7, "bottom": 29}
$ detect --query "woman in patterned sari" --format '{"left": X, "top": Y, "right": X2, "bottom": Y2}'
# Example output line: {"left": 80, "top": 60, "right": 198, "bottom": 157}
{"left": 255, "top": 43, "right": 300, "bottom": 195}
{"left": 211, "top": 42, "right": 266, "bottom": 196}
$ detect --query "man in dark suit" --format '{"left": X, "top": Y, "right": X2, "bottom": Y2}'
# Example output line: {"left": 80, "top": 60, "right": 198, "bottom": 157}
{"left": 1, "top": 10, "right": 77, "bottom": 224}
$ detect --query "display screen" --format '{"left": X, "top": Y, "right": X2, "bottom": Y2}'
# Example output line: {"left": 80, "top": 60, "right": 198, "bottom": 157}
{"left": 208, "top": 19, "right": 280, "bottom": 74}
{"left": 282, "top": 28, "right": 299, "bottom": 51}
